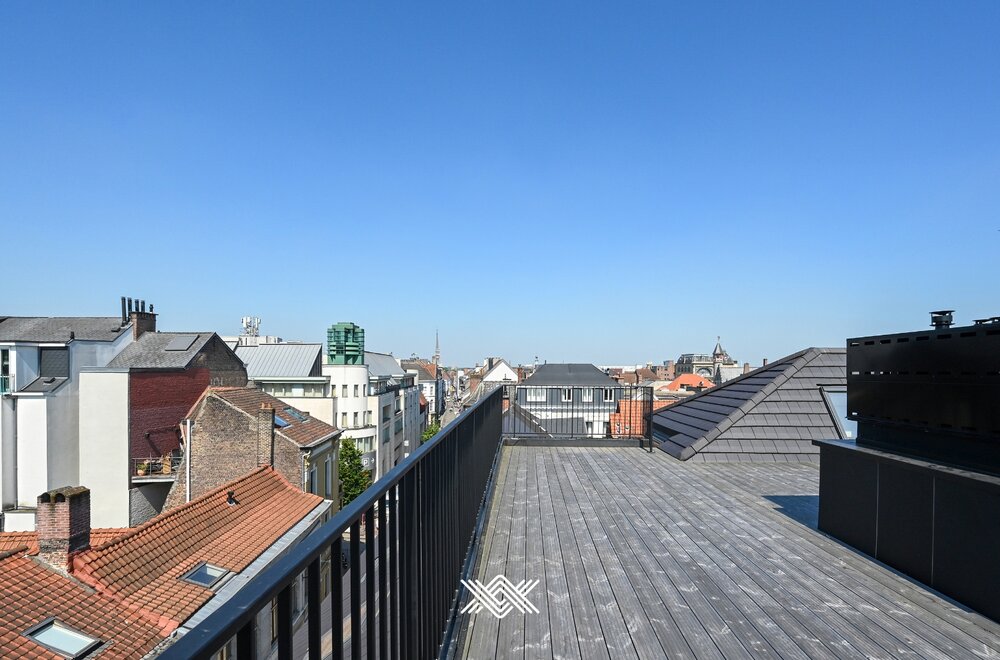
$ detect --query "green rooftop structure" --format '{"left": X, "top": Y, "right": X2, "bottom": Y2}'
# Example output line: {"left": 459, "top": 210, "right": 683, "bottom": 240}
{"left": 327, "top": 322, "right": 365, "bottom": 365}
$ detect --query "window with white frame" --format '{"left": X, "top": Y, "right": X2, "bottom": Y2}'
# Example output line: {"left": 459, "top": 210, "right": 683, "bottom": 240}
{"left": 526, "top": 387, "right": 545, "bottom": 402}
{"left": 603, "top": 388, "right": 614, "bottom": 402}
{"left": 561, "top": 388, "right": 572, "bottom": 402}
{"left": 582, "top": 388, "right": 594, "bottom": 403}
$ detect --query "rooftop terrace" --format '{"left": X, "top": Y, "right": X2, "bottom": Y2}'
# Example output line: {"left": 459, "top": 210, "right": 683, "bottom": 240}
{"left": 451, "top": 445, "right": 1000, "bottom": 659}
{"left": 160, "top": 386, "right": 1000, "bottom": 660}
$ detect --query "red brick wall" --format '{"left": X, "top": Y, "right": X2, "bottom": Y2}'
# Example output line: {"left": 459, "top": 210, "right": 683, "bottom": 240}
{"left": 129, "top": 369, "right": 211, "bottom": 461}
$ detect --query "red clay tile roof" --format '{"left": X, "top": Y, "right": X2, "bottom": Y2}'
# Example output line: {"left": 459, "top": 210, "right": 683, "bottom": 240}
{"left": 202, "top": 387, "right": 340, "bottom": 447}
{"left": 664, "top": 374, "right": 715, "bottom": 391}
{"left": 0, "top": 551, "right": 163, "bottom": 659}
{"left": 0, "top": 528, "right": 128, "bottom": 556}
{"left": 71, "top": 467, "right": 323, "bottom": 634}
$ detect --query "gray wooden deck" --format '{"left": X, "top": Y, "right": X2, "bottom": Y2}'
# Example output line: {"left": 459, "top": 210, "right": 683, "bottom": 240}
{"left": 450, "top": 446, "right": 1000, "bottom": 659}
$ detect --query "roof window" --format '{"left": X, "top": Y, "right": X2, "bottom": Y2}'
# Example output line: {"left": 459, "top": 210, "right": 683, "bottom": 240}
{"left": 24, "top": 618, "right": 101, "bottom": 658}
{"left": 181, "top": 561, "right": 230, "bottom": 589}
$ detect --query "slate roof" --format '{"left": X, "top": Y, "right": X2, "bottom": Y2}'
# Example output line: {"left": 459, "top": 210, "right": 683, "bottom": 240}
{"left": 0, "top": 551, "right": 164, "bottom": 659}
{"left": 18, "top": 376, "right": 69, "bottom": 393}
{"left": 235, "top": 343, "right": 323, "bottom": 379}
{"left": 366, "top": 351, "right": 405, "bottom": 378}
{"left": 522, "top": 363, "right": 618, "bottom": 387}
{"left": 0, "top": 528, "right": 128, "bottom": 555}
{"left": 71, "top": 467, "right": 324, "bottom": 634}
{"left": 652, "top": 347, "right": 846, "bottom": 462}
{"left": 204, "top": 387, "right": 340, "bottom": 447}
{"left": 107, "top": 332, "right": 217, "bottom": 369}
{"left": 0, "top": 316, "right": 129, "bottom": 343}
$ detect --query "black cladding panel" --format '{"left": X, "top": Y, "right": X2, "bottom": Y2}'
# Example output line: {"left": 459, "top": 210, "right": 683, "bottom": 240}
{"left": 817, "top": 445, "right": 877, "bottom": 556}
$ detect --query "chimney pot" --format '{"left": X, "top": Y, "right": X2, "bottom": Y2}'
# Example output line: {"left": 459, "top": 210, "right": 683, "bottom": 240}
{"left": 930, "top": 310, "right": 954, "bottom": 330}
{"left": 36, "top": 486, "right": 91, "bottom": 571}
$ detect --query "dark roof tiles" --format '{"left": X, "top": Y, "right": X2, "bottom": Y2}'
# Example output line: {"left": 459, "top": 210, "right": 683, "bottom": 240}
{"left": 0, "top": 317, "right": 129, "bottom": 343}
{"left": 652, "top": 347, "right": 846, "bottom": 461}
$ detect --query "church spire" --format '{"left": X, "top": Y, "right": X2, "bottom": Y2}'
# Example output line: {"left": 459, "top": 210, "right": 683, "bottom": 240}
{"left": 434, "top": 329, "right": 440, "bottom": 367}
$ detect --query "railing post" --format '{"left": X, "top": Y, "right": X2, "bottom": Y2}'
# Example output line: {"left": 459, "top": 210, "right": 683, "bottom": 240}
{"left": 378, "top": 495, "right": 388, "bottom": 659}
{"left": 307, "top": 557, "right": 321, "bottom": 660}
{"left": 366, "top": 503, "right": 376, "bottom": 659}
{"left": 331, "top": 537, "right": 344, "bottom": 660}
{"left": 277, "top": 584, "right": 292, "bottom": 660}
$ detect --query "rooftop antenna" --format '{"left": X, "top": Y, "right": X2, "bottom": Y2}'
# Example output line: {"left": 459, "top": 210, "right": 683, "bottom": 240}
{"left": 241, "top": 316, "right": 261, "bottom": 337}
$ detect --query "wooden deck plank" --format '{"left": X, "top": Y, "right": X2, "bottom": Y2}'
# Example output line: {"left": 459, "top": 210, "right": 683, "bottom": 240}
{"left": 535, "top": 447, "right": 581, "bottom": 660}
{"left": 453, "top": 446, "right": 1000, "bottom": 660}
{"left": 497, "top": 446, "right": 530, "bottom": 658}
{"left": 562, "top": 448, "right": 663, "bottom": 659}
{"left": 658, "top": 458, "right": 998, "bottom": 658}
{"left": 542, "top": 448, "right": 612, "bottom": 660}
{"left": 462, "top": 443, "right": 517, "bottom": 656}
{"left": 523, "top": 447, "right": 551, "bottom": 660}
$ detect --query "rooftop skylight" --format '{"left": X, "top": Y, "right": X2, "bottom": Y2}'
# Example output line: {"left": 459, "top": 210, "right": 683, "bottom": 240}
{"left": 181, "top": 562, "right": 230, "bottom": 589}
{"left": 24, "top": 619, "right": 100, "bottom": 658}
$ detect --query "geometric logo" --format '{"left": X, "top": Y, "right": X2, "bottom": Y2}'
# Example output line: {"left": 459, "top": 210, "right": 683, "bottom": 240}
{"left": 460, "top": 576, "right": 540, "bottom": 618}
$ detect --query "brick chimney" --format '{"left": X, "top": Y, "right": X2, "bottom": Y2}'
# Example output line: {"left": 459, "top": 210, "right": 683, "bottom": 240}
{"left": 36, "top": 486, "right": 90, "bottom": 571}
{"left": 126, "top": 298, "right": 157, "bottom": 340}
{"left": 257, "top": 403, "right": 275, "bottom": 466}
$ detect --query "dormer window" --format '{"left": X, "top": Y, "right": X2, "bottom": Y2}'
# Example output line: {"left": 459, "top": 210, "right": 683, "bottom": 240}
{"left": 182, "top": 562, "right": 230, "bottom": 589}
{"left": 24, "top": 618, "right": 101, "bottom": 658}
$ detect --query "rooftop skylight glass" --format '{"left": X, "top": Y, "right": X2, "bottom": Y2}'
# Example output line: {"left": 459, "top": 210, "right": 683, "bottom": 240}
{"left": 25, "top": 619, "right": 100, "bottom": 658}
{"left": 181, "top": 562, "right": 229, "bottom": 588}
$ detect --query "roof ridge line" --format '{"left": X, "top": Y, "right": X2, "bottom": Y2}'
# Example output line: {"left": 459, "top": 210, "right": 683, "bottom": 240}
{"left": 78, "top": 466, "right": 275, "bottom": 557}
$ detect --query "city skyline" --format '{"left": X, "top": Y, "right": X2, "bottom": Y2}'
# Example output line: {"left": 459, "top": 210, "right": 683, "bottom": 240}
{"left": 2, "top": 3, "right": 998, "bottom": 366}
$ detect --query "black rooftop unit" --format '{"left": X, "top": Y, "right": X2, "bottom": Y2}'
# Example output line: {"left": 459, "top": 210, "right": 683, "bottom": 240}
{"left": 815, "top": 312, "right": 1000, "bottom": 623}
{"left": 846, "top": 317, "right": 1000, "bottom": 474}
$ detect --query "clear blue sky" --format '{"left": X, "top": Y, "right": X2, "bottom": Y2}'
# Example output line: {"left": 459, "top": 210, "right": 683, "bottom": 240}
{"left": 2, "top": 2, "right": 998, "bottom": 367}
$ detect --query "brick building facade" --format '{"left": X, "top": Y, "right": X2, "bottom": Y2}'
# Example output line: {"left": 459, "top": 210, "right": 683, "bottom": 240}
{"left": 164, "top": 388, "right": 340, "bottom": 512}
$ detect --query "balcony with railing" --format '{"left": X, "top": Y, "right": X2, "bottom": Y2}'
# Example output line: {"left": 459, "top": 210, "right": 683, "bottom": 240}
{"left": 159, "top": 378, "right": 1000, "bottom": 659}
{"left": 132, "top": 455, "right": 182, "bottom": 481}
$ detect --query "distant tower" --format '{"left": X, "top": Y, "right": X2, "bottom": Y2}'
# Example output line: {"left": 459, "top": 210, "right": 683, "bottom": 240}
{"left": 327, "top": 322, "right": 365, "bottom": 365}
{"left": 434, "top": 329, "right": 441, "bottom": 368}
{"left": 713, "top": 336, "right": 726, "bottom": 364}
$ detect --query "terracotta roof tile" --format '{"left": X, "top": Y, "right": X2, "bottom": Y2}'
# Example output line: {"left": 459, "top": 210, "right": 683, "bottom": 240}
{"left": 0, "top": 553, "right": 162, "bottom": 659}
{"left": 0, "top": 529, "right": 128, "bottom": 556}
{"left": 71, "top": 467, "right": 323, "bottom": 633}
{"left": 664, "top": 374, "right": 716, "bottom": 391}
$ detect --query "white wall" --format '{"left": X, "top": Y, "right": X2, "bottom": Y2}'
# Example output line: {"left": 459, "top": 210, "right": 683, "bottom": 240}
{"left": 79, "top": 371, "right": 131, "bottom": 527}
{"left": 0, "top": 397, "right": 15, "bottom": 509}
{"left": 484, "top": 363, "right": 518, "bottom": 383}
{"left": 15, "top": 397, "right": 47, "bottom": 509}
{"left": 277, "top": 396, "right": 335, "bottom": 426}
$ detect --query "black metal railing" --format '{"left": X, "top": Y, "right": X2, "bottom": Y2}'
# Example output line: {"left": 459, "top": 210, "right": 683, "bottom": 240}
{"left": 502, "top": 385, "right": 654, "bottom": 447}
{"left": 160, "top": 386, "right": 504, "bottom": 660}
